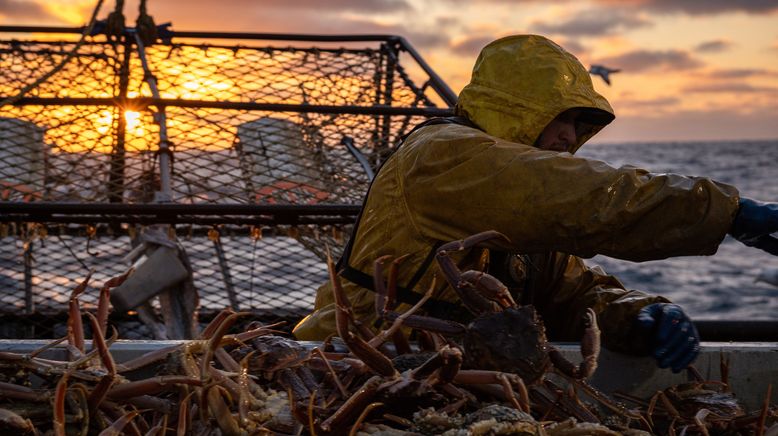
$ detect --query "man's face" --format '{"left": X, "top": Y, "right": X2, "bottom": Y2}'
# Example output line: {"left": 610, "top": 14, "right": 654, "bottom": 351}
{"left": 535, "top": 109, "right": 581, "bottom": 152}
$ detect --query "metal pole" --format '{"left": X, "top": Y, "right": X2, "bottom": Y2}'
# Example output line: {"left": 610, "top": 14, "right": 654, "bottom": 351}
{"left": 2, "top": 97, "right": 454, "bottom": 117}
{"left": 108, "top": 37, "right": 132, "bottom": 204}
{"left": 212, "top": 238, "right": 239, "bottom": 311}
{"left": 133, "top": 32, "right": 172, "bottom": 202}
{"left": 0, "top": 25, "right": 400, "bottom": 43}
{"left": 370, "top": 47, "right": 384, "bottom": 167}
{"left": 132, "top": 31, "right": 198, "bottom": 339}
{"left": 395, "top": 36, "right": 457, "bottom": 107}
{"left": 379, "top": 41, "right": 398, "bottom": 159}
{"left": 23, "top": 241, "right": 33, "bottom": 315}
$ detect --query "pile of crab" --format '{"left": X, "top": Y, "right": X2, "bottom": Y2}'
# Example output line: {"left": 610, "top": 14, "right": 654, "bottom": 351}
{"left": 1, "top": 231, "right": 776, "bottom": 435}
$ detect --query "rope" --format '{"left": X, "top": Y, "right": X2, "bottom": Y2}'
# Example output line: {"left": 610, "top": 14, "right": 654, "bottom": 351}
{"left": 0, "top": 0, "right": 105, "bottom": 108}
{"left": 136, "top": 0, "right": 158, "bottom": 46}
{"left": 105, "top": 0, "right": 125, "bottom": 41}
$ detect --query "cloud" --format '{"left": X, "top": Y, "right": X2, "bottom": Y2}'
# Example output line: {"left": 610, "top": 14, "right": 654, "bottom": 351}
{"left": 317, "top": 18, "right": 448, "bottom": 49}
{"left": 682, "top": 83, "right": 778, "bottom": 94}
{"left": 595, "top": 107, "right": 778, "bottom": 142}
{"left": 616, "top": 96, "right": 680, "bottom": 107}
{"left": 447, "top": 33, "right": 587, "bottom": 58}
{"left": 594, "top": 49, "right": 704, "bottom": 72}
{"left": 703, "top": 68, "right": 777, "bottom": 79}
{"left": 595, "top": 0, "right": 778, "bottom": 15}
{"left": 125, "top": 1, "right": 446, "bottom": 49}
{"left": 555, "top": 38, "right": 588, "bottom": 56}
{"left": 530, "top": 9, "right": 652, "bottom": 36}
{"left": 695, "top": 39, "right": 733, "bottom": 53}
{"left": 0, "top": 0, "right": 58, "bottom": 22}
{"left": 436, "top": 16, "right": 462, "bottom": 29}
{"left": 220, "top": 0, "right": 411, "bottom": 13}
{"left": 449, "top": 35, "right": 495, "bottom": 56}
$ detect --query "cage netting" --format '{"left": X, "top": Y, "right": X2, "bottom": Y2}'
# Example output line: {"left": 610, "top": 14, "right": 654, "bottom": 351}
{"left": 0, "top": 28, "right": 454, "bottom": 339}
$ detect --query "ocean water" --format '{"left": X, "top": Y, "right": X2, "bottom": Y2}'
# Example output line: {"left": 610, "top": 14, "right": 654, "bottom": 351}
{"left": 576, "top": 139, "right": 778, "bottom": 320}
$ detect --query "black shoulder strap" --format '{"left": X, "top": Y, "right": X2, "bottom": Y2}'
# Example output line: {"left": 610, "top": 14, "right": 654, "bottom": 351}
{"left": 336, "top": 116, "right": 481, "bottom": 319}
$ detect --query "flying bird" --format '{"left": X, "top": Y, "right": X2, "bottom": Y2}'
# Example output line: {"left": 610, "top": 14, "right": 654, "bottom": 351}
{"left": 588, "top": 64, "right": 621, "bottom": 86}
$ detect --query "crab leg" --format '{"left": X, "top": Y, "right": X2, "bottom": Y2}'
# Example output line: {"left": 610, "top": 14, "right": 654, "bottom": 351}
{"left": 329, "top": 253, "right": 395, "bottom": 377}
{"left": 107, "top": 375, "right": 202, "bottom": 400}
{"left": 693, "top": 409, "right": 713, "bottom": 436}
{"left": 236, "top": 351, "right": 255, "bottom": 427}
{"left": 199, "top": 308, "right": 235, "bottom": 339}
{"left": 310, "top": 346, "right": 348, "bottom": 398}
{"left": 548, "top": 308, "right": 600, "bottom": 379}
{"left": 0, "top": 381, "right": 49, "bottom": 402}
{"left": 216, "top": 347, "right": 269, "bottom": 403}
{"left": 206, "top": 384, "right": 242, "bottom": 436}
{"left": 557, "top": 373, "right": 643, "bottom": 421}
{"left": 720, "top": 354, "right": 731, "bottom": 391}
{"left": 144, "top": 414, "right": 168, "bottom": 436}
{"left": 371, "top": 253, "right": 411, "bottom": 325}
{"left": 86, "top": 313, "right": 117, "bottom": 413}
{"left": 96, "top": 269, "right": 133, "bottom": 336}
{"left": 350, "top": 402, "right": 384, "bottom": 436}
{"left": 385, "top": 256, "right": 413, "bottom": 354}
{"left": 368, "top": 255, "right": 404, "bottom": 357}
{"left": 756, "top": 384, "right": 772, "bottom": 436}
{"left": 373, "top": 254, "right": 394, "bottom": 319}
{"left": 116, "top": 344, "right": 183, "bottom": 373}
{"left": 454, "top": 369, "right": 530, "bottom": 413}
{"left": 408, "top": 345, "right": 463, "bottom": 384}
{"left": 200, "top": 311, "right": 249, "bottom": 381}
{"left": 207, "top": 366, "right": 242, "bottom": 400}
{"left": 436, "top": 231, "right": 517, "bottom": 314}
{"left": 319, "top": 375, "right": 382, "bottom": 434}
{"left": 98, "top": 410, "right": 140, "bottom": 436}
{"left": 177, "top": 391, "right": 194, "bottom": 436}
{"left": 382, "top": 310, "right": 466, "bottom": 336}
{"left": 369, "top": 278, "right": 436, "bottom": 349}
{"left": 53, "top": 371, "right": 70, "bottom": 436}
{"left": 29, "top": 335, "right": 68, "bottom": 358}
{"left": 68, "top": 273, "right": 93, "bottom": 355}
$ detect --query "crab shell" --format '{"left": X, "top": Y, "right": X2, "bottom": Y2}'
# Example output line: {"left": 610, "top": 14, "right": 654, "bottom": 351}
{"left": 463, "top": 305, "right": 551, "bottom": 385}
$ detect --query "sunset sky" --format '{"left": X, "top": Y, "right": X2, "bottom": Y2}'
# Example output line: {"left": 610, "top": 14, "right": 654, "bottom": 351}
{"left": 2, "top": 0, "right": 778, "bottom": 143}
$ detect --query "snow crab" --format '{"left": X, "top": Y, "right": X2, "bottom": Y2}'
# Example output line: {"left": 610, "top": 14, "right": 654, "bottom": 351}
{"left": 379, "top": 230, "right": 602, "bottom": 387}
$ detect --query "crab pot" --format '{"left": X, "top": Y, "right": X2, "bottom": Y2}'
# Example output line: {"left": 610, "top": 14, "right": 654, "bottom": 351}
{"left": 0, "top": 26, "right": 453, "bottom": 340}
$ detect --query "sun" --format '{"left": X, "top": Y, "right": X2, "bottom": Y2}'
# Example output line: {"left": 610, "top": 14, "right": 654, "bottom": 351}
{"left": 123, "top": 110, "right": 144, "bottom": 137}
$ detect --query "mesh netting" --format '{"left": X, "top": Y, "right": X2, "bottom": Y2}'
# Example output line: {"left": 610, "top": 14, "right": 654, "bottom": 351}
{"left": 0, "top": 31, "right": 453, "bottom": 339}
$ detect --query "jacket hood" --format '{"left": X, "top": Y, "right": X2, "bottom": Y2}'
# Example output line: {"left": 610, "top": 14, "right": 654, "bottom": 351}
{"left": 455, "top": 34, "right": 614, "bottom": 153}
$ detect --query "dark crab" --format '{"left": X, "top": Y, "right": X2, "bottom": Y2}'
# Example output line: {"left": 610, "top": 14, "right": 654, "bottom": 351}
{"left": 378, "top": 230, "right": 601, "bottom": 386}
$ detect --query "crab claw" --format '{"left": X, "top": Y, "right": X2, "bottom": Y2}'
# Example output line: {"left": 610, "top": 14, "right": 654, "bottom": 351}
{"left": 435, "top": 231, "right": 516, "bottom": 315}
{"left": 578, "top": 308, "right": 601, "bottom": 379}
{"left": 548, "top": 308, "right": 601, "bottom": 380}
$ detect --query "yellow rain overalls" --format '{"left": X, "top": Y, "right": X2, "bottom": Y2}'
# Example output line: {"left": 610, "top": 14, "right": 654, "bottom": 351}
{"left": 293, "top": 35, "right": 740, "bottom": 354}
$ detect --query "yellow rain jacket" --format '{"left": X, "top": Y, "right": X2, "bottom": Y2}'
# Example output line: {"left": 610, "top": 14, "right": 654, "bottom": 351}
{"left": 293, "top": 35, "right": 740, "bottom": 354}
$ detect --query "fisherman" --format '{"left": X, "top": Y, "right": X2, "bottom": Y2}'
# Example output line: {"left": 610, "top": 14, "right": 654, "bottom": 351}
{"left": 293, "top": 35, "right": 778, "bottom": 373}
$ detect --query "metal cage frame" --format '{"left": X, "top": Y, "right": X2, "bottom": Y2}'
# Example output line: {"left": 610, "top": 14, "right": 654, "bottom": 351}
{"left": 0, "top": 25, "right": 455, "bottom": 339}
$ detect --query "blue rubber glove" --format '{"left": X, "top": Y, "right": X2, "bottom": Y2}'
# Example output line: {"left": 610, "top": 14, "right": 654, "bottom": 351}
{"left": 635, "top": 303, "right": 700, "bottom": 373}
{"left": 730, "top": 198, "right": 778, "bottom": 256}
